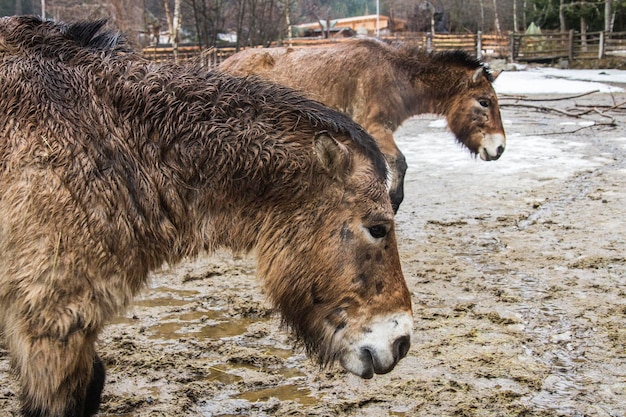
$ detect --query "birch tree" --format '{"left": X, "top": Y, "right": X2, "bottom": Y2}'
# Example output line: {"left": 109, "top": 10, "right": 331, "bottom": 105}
{"left": 165, "top": 0, "right": 182, "bottom": 62}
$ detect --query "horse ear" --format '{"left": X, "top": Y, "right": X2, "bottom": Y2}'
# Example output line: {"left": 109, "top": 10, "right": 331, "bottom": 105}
{"left": 314, "top": 132, "right": 350, "bottom": 178}
{"left": 472, "top": 67, "right": 483, "bottom": 84}
{"left": 490, "top": 69, "right": 502, "bottom": 80}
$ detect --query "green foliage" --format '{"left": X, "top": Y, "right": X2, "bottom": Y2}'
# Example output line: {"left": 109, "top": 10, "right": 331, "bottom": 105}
{"left": 525, "top": 0, "right": 618, "bottom": 31}
{"left": 614, "top": 0, "right": 626, "bottom": 30}
{"left": 525, "top": 0, "right": 561, "bottom": 29}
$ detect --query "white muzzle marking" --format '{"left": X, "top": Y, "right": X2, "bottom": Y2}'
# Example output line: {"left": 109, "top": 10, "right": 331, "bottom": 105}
{"left": 340, "top": 311, "right": 413, "bottom": 378}
{"left": 479, "top": 133, "right": 506, "bottom": 161}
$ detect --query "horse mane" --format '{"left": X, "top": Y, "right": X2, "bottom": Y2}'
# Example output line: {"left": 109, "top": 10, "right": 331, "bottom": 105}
{"left": 392, "top": 41, "right": 495, "bottom": 82}
{"left": 202, "top": 72, "right": 389, "bottom": 182}
{"left": 430, "top": 50, "right": 495, "bottom": 82}
{"left": 343, "top": 38, "right": 494, "bottom": 83}
{"left": 60, "top": 18, "right": 125, "bottom": 50}
{"left": 0, "top": 15, "right": 132, "bottom": 58}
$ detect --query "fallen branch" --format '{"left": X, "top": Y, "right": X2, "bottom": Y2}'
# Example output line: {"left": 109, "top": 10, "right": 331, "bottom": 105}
{"left": 499, "top": 103, "right": 583, "bottom": 117}
{"left": 536, "top": 120, "right": 618, "bottom": 136}
{"left": 573, "top": 100, "right": 626, "bottom": 112}
{"left": 499, "top": 90, "right": 600, "bottom": 102}
{"left": 571, "top": 107, "right": 617, "bottom": 123}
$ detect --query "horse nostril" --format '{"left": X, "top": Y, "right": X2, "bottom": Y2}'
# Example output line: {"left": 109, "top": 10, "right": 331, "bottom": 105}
{"left": 393, "top": 335, "right": 411, "bottom": 361}
{"left": 496, "top": 145, "right": 505, "bottom": 158}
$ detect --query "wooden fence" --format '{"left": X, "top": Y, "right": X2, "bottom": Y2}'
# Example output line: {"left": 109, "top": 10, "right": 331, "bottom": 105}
{"left": 511, "top": 30, "right": 626, "bottom": 62}
{"left": 142, "top": 30, "right": 626, "bottom": 67}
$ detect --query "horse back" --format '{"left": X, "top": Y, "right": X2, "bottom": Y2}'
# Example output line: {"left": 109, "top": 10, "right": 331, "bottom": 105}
{"left": 220, "top": 40, "right": 410, "bottom": 131}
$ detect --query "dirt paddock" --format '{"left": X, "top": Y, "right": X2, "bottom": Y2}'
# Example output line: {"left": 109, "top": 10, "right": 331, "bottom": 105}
{"left": 1, "top": 90, "right": 625, "bottom": 416}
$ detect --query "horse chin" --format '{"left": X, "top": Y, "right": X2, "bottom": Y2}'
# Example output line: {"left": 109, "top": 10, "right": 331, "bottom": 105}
{"left": 340, "top": 349, "right": 376, "bottom": 379}
{"left": 337, "top": 312, "right": 413, "bottom": 379}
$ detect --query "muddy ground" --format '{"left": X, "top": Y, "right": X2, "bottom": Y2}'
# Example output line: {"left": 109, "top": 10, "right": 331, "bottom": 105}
{"left": 1, "top": 89, "right": 625, "bottom": 417}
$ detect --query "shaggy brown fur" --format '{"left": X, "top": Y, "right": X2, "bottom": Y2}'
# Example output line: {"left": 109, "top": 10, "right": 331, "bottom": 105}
{"left": 220, "top": 39, "right": 507, "bottom": 212}
{"left": 0, "top": 16, "right": 411, "bottom": 417}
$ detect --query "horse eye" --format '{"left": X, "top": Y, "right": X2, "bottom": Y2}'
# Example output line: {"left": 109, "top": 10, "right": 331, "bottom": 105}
{"left": 479, "top": 99, "right": 490, "bottom": 108}
{"left": 368, "top": 225, "right": 387, "bottom": 239}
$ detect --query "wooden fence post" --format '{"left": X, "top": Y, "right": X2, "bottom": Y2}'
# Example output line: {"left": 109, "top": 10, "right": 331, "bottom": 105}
{"left": 568, "top": 29, "right": 574, "bottom": 61}
{"left": 509, "top": 32, "right": 516, "bottom": 62}
{"left": 426, "top": 32, "right": 432, "bottom": 52}
{"left": 477, "top": 30, "right": 482, "bottom": 59}
{"left": 598, "top": 31, "right": 605, "bottom": 59}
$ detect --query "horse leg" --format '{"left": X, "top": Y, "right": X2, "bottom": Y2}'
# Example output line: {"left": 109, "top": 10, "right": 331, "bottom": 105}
{"left": 84, "top": 353, "right": 106, "bottom": 417}
{"left": 6, "top": 312, "right": 105, "bottom": 417}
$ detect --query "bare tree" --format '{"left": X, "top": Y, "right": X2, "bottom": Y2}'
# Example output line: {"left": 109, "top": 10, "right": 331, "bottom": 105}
{"left": 492, "top": 0, "right": 502, "bottom": 33}
{"left": 186, "top": 0, "right": 227, "bottom": 48}
{"left": 165, "top": 0, "right": 182, "bottom": 61}
{"left": 301, "top": 0, "right": 334, "bottom": 38}
{"left": 605, "top": 0, "right": 612, "bottom": 31}
{"left": 479, "top": 0, "right": 485, "bottom": 30}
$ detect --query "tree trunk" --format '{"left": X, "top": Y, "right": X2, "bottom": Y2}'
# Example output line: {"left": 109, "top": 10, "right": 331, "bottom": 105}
{"left": 235, "top": 0, "right": 246, "bottom": 51}
{"left": 581, "top": 14, "right": 587, "bottom": 51}
{"left": 492, "top": 0, "right": 501, "bottom": 34}
{"left": 479, "top": 0, "right": 485, "bottom": 31}
{"left": 513, "top": 0, "right": 518, "bottom": 33}
{"left": 164, "top": 0, "right": 182, "bottom": 63}
{"left": 605, "top": 0, "right": 613, "bottom": 32}
{"left": 285, "top": 0, "right": 292, "bottom": 45}
{"left": 559, "top": 0, "right": 567, "bottom": 32}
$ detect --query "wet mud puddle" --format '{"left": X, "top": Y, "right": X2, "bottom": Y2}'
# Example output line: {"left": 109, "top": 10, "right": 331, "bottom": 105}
{"left": 111, "top": 283, "right": 319, "bottom": 415}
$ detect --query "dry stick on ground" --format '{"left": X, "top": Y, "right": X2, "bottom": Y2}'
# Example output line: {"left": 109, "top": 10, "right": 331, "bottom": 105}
{"left": 500, "top": 96, "right": 620, "bottom": 135}
{"left": 543, "top": 120, "right": 618, "bottom": 135}
{"left": 499, "top": 103, "right": 583, "bottom": 117}
{"left": 501, "top": 99, "right": 625, "bottom": 119}
{"left": 572, "top": 100, "right": 626, "bottom": 114}
{"left": 499, "top": 90, "right": 600, "bottom": 102}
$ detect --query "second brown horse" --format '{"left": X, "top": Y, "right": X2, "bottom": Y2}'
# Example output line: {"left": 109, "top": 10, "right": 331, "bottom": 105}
{"left": 220, "top": 39, "right": 507, "bottom": 212}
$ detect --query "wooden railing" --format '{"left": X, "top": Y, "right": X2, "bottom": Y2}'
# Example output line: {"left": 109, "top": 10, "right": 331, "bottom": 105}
{"left": 511, "top": 30, "right": 626, "bottom": 62}
{"left": 142, "top": 31, "right": 626, "bottom": 66}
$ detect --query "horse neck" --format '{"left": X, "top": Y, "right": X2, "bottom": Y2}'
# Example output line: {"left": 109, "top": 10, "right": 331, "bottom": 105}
{"left": 108, "top": 66, "right": 315, "bottom": 262}
{"left": 405, "top": 61, "right": 469, "bottom": 117}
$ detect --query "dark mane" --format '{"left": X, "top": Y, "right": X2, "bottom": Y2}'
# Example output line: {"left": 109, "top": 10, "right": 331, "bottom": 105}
{"left": 268, "top": 84, "right": 387, "bottom": 179}
{"left": 60, "top": 18, "right": 124, "bottom": 50}
{"left": 200, "top": 71, "right": 388, "bottom": 182}
{"left": 395, "top": 42, "right": 495, "bottom": 82}
{"left": 431, "top": 50, "right": 495, "bottom": 82}
{"left": 0, "top": 15, "right": 132, "bottom": 58}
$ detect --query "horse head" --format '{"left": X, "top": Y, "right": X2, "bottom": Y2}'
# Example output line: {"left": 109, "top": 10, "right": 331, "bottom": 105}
{"left": 447, "top": 65, "right": 506, "bottom": 161}
{"left": 256, "top": 131, "right": 413, "bottom": 378}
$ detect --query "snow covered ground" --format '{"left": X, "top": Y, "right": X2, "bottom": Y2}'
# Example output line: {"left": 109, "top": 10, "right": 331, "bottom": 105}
{"left": 397, "top": 68, "right": 626, "bottom": 180}
{"left": 494, "top": 67, "right": 626, "bottom": 94}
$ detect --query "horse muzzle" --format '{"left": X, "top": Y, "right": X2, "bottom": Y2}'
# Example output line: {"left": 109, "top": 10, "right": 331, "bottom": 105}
{"left": 479, "top": 133, "right": 506, "bottom": 161}
{"left": 339, "top": 312, "right": 413, "bottom": 379}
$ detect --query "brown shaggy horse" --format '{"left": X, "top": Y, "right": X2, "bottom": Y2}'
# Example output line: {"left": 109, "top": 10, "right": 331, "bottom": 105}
{"left": 220, "top": 39, "right": 507, "bottom": 212}
{"left": 0, "top": 17, "right": 412, "bottom": 417}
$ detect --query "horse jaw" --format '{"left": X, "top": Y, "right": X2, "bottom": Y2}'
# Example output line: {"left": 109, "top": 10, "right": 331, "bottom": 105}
{"left": 338, "top": 311, "right": 413, "bottom": 379}
{"left": 479, "top": 132, "right": 506, "bottom": 161}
